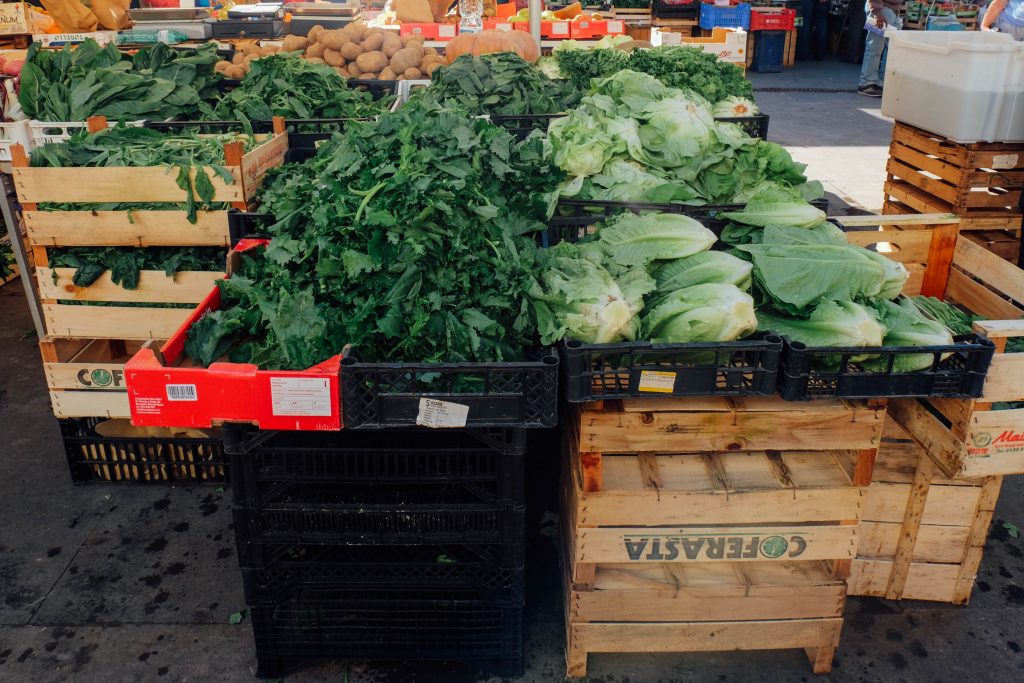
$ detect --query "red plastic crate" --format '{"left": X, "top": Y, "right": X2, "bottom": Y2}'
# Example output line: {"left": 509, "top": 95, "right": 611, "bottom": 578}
{"left": 569, "top": 19, "right": 626, "bottom": 39}
{"left": 513, "top": 20, "right": 571, "bottom": 38}
{"left": 124, "top": 241, "right": 342, "bottom": 432}
{"left": 483, "top": 18, "right": 514, "bottom": 31}
{"left": 399, "top": 23, "right": 459, "bottom": 40}
{"left": 749, "top": 8, "right": 796, "bottom": 31}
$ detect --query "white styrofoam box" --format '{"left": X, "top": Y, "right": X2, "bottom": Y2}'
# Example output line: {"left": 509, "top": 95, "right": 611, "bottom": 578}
{"left": 881, "top": 30, "right": 1024, "bottom": 143}
{"left": 0, "top": 120, "right": 32, "bottom": 162}
{"left": 673, "top": 27, "right": 748, "bottom": 65}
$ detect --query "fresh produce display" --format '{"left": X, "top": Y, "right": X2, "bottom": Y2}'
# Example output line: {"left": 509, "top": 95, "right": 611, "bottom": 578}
{"left": 31, "top": 126, "right": 257, "bottom": 223}
{"left": 211, "top": 54, "right": 393, "bottom": 120}
{"left": 184, "top": 99, "right": 563, "bottom": 369}
{"left": 418, "top": 53, "right": 580, "bottom": 117}
{"left": 215, "top": 23, "right": 447, "bottom": 80}
{"left": 49, "top": 247, "right": 226, "bottom": 290}
{"left": 548, "top": 71, "right": 815, "bottom": 204}
{"left": 554, "top": 45, "right": 754, "bottom": 104}
{"left": 530, "top": 213, "right": 756, "bottom": 346}
{"left": 19, "top": 40, "right": 221, "bottom": 122}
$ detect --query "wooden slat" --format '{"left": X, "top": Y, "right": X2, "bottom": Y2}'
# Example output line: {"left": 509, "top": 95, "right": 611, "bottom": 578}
{"left": 974, "top": 320, "right": 1024, "bottom": 339}
{"left": 836, "top": 212, "right": 958, "bottom": 227}
{"left": 37, "top": 268, "right": 223, "bottom": 304}
{"left": 921, "top": 224, "right": 958, "bottom": 297}
{"left": 962, "top": 409, "right": 1024, "bottom": 477}
{"left": 946, "top": 269, "right": 1024, "bottom": 321}
{"left": 953, "top": 475, "right": 1003, "bottom": 603}
{"left": 42, "top": 304, "right": 189, "bottom": 340}
{"left": 890, "top": 140, "right": 967, "bottom": 186}
{"left": 884, "top": 453, "right": 935, "bottom": 599}
{"left": 857, "top": 521, "right": 971, "bottom": 564}
{"left": 12, "top": 166, "right": 243, "bottom": 204}
{"left": 888, "top": 157, "right": 960, "bottom": 205}
{"left": 849, "top": 559, "right": 959, "bottom": 603}
{"left": 862, "top": 481, "right": 981, "bottom": 526}
{"left": 572, "top": 525, "right": 858, "bottom": 572}
{"left": 24, "top": 210, "right": 232, "bottom": 247}
{"left": 239, "top": 130, "right": 289, "bottom": 201}
{"left": 50, "top": 390, "right": 130, "bottom": 419}
{"left": 844, "top": 229, "right": 934, "bottom": 265}
{"left": 953, "top": 237, "right": 1024, "bottom": 306}
{"left": 981, "top": 354, "right": 1024, "bottom": 403}
{"left": 44, "top": 361, "right": 127, "bottom": 391}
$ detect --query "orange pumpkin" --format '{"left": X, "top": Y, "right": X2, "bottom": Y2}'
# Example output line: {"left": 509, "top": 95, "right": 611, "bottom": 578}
{"left": 444, "top": 29, "right": 540, "bottom": 64}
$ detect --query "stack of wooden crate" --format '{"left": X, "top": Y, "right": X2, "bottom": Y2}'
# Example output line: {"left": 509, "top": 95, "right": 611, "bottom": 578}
{"left": 560, "top": 396, "right": 885, "bottom": 676}
{"left": 882, "top": 122, "right": 1023, "bottom": 264}
{"left": 10, "top": 116, "right": 288, "bottom": 481}
{"left": 844, "top": 215, "right": 1024, "bottom": 604}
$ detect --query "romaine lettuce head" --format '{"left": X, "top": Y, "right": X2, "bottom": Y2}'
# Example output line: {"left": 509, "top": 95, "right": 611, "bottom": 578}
{"left": 588, "top": 159, "right": 698, "bottom": 203}
{"left": 756, "top": 300, "right": 885, "bottom": 351}
{"left": 722, "top": 187, "right": 825, "bottom": 228}
{"left": 530, "top": 243, "right": 655, "bottom": 345}
{"left": 642, "top": 283, "right": 757, "bottom": 343}
{"left": 652, "top": 251, "right": 753, "bottom": 299}
{"left": 864, "top": 298, "right": 955, "bottom": 372}
{"left": 861, "top": 249, "right": 910, "bottom": 300}
{"left": 598, "top": 213, "right": 716, "bottom": 267}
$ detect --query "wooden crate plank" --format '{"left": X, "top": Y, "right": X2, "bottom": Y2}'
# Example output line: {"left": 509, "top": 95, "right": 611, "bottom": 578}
{"left": 572, "top": 525, "right": 858, "bottom": 572}
{"left": 857, "top": 521, "right": 971, "bottom": 564}
{"left": 890, "top": 141, "right": 967, "bottom": 186}
{"left": 962, "top": 409, "right": 1024, "bottom": 477}
{"left": 921, "top": 224, "right": 958, "bottom": 297}
{"left": 953, "top": 475, "right": 1003, "bottom": 603}
{"left": 239, "top": 130, "right": 289, "bottom": 201}
{"left": 845, "top": 229, "right": 933, "bottom": 265}
{"left": 862, "top": 481, "right": 981, "bottom": 526}
{"left": 42, "top": 304, "right": 188, "bottom": 340}
{"left": 44, "top": 361, "right": 128, "bottom": 391}
{"left": 885, "top": 453, "right": 935, "bottom": 599}
{"left": 576, "top": 405, "right": 883, "bottom": 453}
{"left": 887, "top": 157, "right": 960, "bottom": 205}
{"left": 981, "top": 354, "right": 1024, "bottom": 403}
{"left": 37, "top": 268, "right": 223, "bottom": 304}
{"left": 953, "top": 237, "right": 1024, "bottom": 306}
{"left": 50, "top": 390, "right": 130, "bottom": 419}
{"left": 946, "top": 269, "right": 1024, "bottom": 321}
{"left": 24, "top": 210, "right": 232, "bottom": 247}
{"left": 570, "top": 618, "right": 843, "bottom": 654}
{"left": 12, "top": 166, "right": 244, "bottom": 204}
{"left": 849, "top": 559, "right": 959, "bottom": 602}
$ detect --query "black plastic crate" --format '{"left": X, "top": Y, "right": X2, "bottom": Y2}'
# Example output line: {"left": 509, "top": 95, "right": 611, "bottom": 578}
{"left": 777, "top": 333, "right": 996, "bottom": 400}
{"left": 562, "top": 332, "right": 784, "bottom": 402}
{"left": 653, "top": 0, "right": 700, "bottom": 19}
{"left": 717, "top": 113, "right": 770, "bottom": 140}
{"left": 240, "top": 544, "right": 525, "bottom": 605}
{"left": 225, "top": 427, "right": 526, "bottom": 508}
{"left": 250, "top": 585, "right": 524, "bottom": 678}
{"left": 60, "top": 417, "right": 225, "bottom": 484}
{"left": 341, "top": 348, "right": 559, "bottom": 430}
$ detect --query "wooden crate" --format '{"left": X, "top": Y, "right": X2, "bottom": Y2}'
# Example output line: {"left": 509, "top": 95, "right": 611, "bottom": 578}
{"left": 39, "top": 337, "right": 165, "bottom": 419}
{"left": 560, "top": 397, "right": 881, "bottom": 676}
{"left": 843, "top": 216, "right": 1024, "bottom": 478}
{"left": 849, "top": 420, "right": 1001, "bottom": 604}
{"left": 963, "top": 229, "right": 1021, "bottom": 264}
{"left": 883, "top": 122, "right": 1024, "bottom": 230}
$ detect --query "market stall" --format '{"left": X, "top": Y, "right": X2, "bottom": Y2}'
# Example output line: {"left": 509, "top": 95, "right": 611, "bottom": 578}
{"left": 0, "top": 5, "right": 1023, "bottom": 680}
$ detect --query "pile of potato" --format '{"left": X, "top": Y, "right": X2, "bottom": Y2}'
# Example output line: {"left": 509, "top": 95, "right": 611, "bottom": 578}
{"left": 214, "top": 21, "right": 445, "bottom": 81}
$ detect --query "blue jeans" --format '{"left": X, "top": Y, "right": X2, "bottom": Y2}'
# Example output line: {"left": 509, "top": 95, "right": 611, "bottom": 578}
{"left": 859, "top": 5, "right": 901, "bottom": 87}
{"left": 798, "top": 0, "right": 829, "bottom": 60}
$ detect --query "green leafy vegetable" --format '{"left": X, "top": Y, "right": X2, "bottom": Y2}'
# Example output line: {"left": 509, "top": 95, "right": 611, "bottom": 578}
{"left": 864, "top": 298, "right": 954, "bottom": 371}
{"left": 49, "top": 247, "right": 225, "bottom": 290}
{"left": 650, "top": 251, "right": 753, "bottom": 306}
{"left": 597, "top": 213, "right": 716, "bottom": 267}
{"left": 642, "top": 283, "right": 757, "bottom": 343}
{"left": 757, "top": 300, "right": 886, "bottom": 352}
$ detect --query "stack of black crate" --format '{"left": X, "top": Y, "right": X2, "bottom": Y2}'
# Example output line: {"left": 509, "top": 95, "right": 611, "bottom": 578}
{"left": 226, "top": 426, "right": 527, "bottom": 679}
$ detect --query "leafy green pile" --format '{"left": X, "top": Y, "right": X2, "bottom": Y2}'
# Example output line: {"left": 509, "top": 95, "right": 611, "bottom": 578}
{"left": 50, "top": 247, "right": 225, "bottom": 290}
{"left": 19, "top": 40, "right": 221, "bottom": 122}
{"left": 31, "top": 126, "right": 256, "bottom": 223}
{"left": 211, "top": 54, "right": 392, "bottom": 120}
{"left": 531, "top": 212, "right": 757, "bottom": 345}
{"left": 184, "top": 98, "right": 564, "bottom": 369}
{"left": 719, "top": 189, "right": 960, "bottom": 371}
{"left": 420, "top": 53, "right": 581, "bottom": 117}
{"left": 549, "top": 71, "right": 816, "bottom": 205}
{"left": 554, "top": 45, "right": 753, "bottom": 104}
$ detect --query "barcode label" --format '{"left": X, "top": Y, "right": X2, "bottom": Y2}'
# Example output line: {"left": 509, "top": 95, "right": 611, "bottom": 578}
{"left": 416, "top": 398, "right": 469, "bottom": 428}
{"left": 166, "top": 384, "right": 198, "bottom": 401}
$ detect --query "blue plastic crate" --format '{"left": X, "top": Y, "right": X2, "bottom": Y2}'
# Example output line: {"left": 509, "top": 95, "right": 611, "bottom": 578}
{"left": 699, "top": 2, "right": 751, "bottom": 30}
{"left": 751, "top": 29, "right": 786, "bottom": 73}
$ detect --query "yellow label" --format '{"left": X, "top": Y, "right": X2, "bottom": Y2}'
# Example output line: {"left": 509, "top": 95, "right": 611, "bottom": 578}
{"left": 638, "top": 370, "right": 676, "bottom": 394}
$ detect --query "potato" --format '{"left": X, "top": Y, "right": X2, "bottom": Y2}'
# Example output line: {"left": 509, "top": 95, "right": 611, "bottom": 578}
{"left": 307, "top": 24, "right": 325, "bottom": 43}
{"left": 306, "top": 43, "right": 326, "bottom": 59}
{"left": 423, "top": 47, "right": 439, "bottom": 59}
{"left": 381, "top": 32, "right": 403, "bottom": 58}
{"left": 281, "top": 34, "right": 309, "bottom": 52}
{"left": 422, "top": 61, "right": 442, "bottom": 77}
{"left": 232, "top": 52, "right": 245, "bottom": 65}
{"left": 320, "top": 30, "right": 351, "bottom": 51}
{"left": 347, "top": 61, "right": 363, "bottom": 77}
{"left": 362, "top": 32, "right": 384, "bottom": 52}
{"left": 397, "top": 75, "right": 407, "bottom": 81}
{"left": 340, "top": 41, "right": 363, "bottom": 61}
{"left": 356, "top": 51, "right": 389, "bottom": 74}
{"left": 379, "top": 67, "right": 397, "bottom": 80}
{"left": 389, "top": 46, "right": 422, "bottom": 74}
{"left": 243, "top": 53, "right": 260, "bottom": 65}
{"left": 323, "top": 48, "right": 345, "bottom": 68}
{"left": 239, "top": 41, "right": 261, "bottom": 56}
{"left": 214, "top": 60, "right": 230, "bottom": 73}
{"left": 334, "top": 66, "right": 347, "bottom": 76}
{"left": 306, "top": 57, "right": 326, "bottom": 64}
{"left": 261, "top": 45, "right": 279, "bottom": 55}
{"left": 361, "top": 71, "right": 378, "bottom": 80}
{"left": 224, "top": 64, "right": 246, "bottom": 79}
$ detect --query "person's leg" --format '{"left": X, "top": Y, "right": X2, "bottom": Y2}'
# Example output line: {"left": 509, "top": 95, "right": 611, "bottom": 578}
{"left": 876, "top": 8, "right": 899, "bottom": 86}
{"left": 813, "top": 0, "right": 829, "bottom": 59}
{"left": 798, "top": 0, "right": 816, "bottom": 59}
{"left": 859, "top": 18, "right": 884, "bottom": 86}
{"left": 843, "top": 1, "right": 868, "bottom": 63}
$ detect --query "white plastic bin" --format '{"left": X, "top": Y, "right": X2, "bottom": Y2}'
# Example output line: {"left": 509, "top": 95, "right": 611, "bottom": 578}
{"left": 0, "top": 120, "right": 32, "bottom": 163}
{"left": 881, "top": 30, "right": 1024, "bottom": 143}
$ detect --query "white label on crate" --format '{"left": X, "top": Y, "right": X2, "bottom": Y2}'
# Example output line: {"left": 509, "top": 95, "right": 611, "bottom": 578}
{"left": 638, "top": 370, "right": 676, "bottom": 394}
{"left": 166, "top": 384, "right": 198, "bottom": 402}
{"left": 992, "top": 154, "right": 1020, "bottom": 170}
{"left": 416, "top": 398, "right": 469, "bottom": 429}
{"left": 554, "top": 22, "right": 570, "bottom": 35}
{"left": 270, "top": 377, "right": 332, "bottom": 417}
{"left": 608, "top": 20, "right": 624, "bottom": 33}
{"left": 439, "top": 24, "right": 456, "bottom": 38}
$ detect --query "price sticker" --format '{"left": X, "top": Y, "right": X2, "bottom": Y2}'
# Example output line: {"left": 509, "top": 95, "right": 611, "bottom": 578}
{"left": 416, "top": 398, "right": 470, "bottom": 428}
{"left": 638, "top": 370, "right": 677, "bottom": 394}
